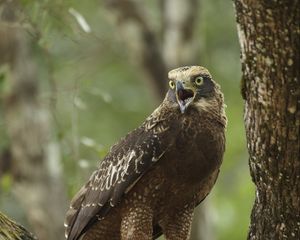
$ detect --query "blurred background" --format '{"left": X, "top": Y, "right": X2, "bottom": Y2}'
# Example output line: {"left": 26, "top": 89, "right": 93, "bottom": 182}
{"left": 0, "top": 0, "right": 253, "bottom": 239}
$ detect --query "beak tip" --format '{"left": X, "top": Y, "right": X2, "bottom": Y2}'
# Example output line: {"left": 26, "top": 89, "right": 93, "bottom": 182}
{"left": 179, "top": 104, "right": 186, "bottom": 114}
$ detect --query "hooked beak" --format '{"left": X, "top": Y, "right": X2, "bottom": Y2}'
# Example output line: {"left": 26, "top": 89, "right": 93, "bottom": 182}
{"left": 176, "top": 81, "right": 195, "bottom": 113}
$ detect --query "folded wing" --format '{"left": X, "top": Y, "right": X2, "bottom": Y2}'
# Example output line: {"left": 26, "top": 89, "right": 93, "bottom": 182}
{"left": 65, "top": 111, "right": 178, "bottom": 240}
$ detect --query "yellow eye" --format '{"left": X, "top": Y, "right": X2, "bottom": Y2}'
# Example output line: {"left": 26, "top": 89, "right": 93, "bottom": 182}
{"left": 169, "top": 80, "right": 175, "bottom": 89}
{"left": 195, "top": 76, "right": 204, "bottom": 86}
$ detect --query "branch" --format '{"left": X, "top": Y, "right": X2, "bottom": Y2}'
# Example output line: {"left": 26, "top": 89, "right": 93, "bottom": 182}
{"left": 105, "top": 0, "right": 168, "bottom": 99}
{"left": 0, "top": 211, "right": 37, "bottom": 240}
{"left": 161, "top": 0, "right": 200, "bottom": 68}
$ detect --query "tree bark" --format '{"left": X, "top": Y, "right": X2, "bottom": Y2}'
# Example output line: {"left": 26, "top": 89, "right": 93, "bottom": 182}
{"left": 0, "top": 1, "right": 68, "bottom": 239}
{"left": 234, "top": 0, "right": 300, "bottom": 239}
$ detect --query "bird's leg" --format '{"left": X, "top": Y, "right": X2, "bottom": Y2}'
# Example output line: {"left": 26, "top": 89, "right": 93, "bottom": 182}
{"left": 160, "top": 203, "right": 195, "bottom": 240}
{"left": 120, "top": 204, "right": 153, "bottom": 240}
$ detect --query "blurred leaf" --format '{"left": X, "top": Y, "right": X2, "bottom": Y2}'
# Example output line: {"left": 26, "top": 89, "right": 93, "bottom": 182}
{"left": 80, "top": 136, "right": 96, "bottom": 147}
{"left": 0, "top": 174, "right": 13, "bottom": 193}
{"left": 78, "top": 159, "right": 90, "bottom": 169}
{"left": 74, "top": 96, "right": 87, "bottom": 110}
{"left": 68, "top": 8, "right": 91, "bottom": 33}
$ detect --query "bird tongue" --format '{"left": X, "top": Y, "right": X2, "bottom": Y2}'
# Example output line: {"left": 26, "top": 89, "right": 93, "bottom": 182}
{"left": 177, "top": 88, "right": 194, "bottom": 113}
{"left": 177, "top": 89, "right": 194, "bottom": 102}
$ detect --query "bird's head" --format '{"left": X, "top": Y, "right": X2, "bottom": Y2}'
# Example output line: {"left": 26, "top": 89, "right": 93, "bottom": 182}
{"left": 166, "top": 66, "right": 224, "bottom": 115}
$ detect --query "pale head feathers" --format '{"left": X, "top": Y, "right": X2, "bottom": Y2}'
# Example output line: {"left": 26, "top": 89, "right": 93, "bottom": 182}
{"left": 167, "top": 65, "right": 227, "bottom": 127}
{"left": 168, "top": 66, "right": 211, "bottom": 81}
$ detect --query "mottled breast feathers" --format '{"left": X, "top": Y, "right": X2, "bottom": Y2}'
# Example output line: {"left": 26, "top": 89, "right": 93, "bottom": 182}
{"left": 65, "top": 65, "right": 227, "bottom": 240}
{"left": 65, "top": 104, "right": 179, "bottom": 240}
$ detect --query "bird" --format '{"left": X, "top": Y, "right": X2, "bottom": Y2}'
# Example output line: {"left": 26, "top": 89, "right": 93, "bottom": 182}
{"left": 0, "top": 211, "right": 37, "bottom": 240}
{"left": 64, "top": 65, "right": 227, "bottom": 240}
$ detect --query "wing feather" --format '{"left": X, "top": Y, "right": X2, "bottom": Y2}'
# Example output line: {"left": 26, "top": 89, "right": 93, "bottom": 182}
{"left": 65, "top": 108, "right": 178, "bottom": 240}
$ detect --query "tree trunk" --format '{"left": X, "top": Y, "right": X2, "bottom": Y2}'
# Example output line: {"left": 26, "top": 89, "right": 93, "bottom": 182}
{"left": 234, "top": 1, "right": 300, "bottom": 239}
{"left": 0, "top": 1, "right": 68, "bottom": 239}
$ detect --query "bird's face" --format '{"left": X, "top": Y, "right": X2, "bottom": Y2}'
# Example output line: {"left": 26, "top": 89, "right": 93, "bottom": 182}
{"left": 167, "top": 66, "right": 217, "bottom": 113}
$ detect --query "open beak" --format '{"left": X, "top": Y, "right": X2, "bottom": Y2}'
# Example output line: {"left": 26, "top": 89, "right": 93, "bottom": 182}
{"left": 176, "top": 81, "right": 195, "bottom": 113}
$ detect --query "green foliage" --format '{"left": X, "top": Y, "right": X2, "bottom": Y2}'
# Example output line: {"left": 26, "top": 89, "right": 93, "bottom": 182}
{"left": 0, "top": 174, "right": 12, "bottom": 193}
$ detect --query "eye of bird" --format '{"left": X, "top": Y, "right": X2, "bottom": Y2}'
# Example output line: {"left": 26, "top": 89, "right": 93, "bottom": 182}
{"left": 195, "top": 76, "right": 204, "bottom": 86}
{"left": 169, "top": 80, "right": 175, "bottom": 89}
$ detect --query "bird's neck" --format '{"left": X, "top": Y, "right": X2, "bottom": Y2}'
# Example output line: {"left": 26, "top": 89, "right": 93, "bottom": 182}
{"left": 159, "top": 99, "right": 227, "bottom": 129}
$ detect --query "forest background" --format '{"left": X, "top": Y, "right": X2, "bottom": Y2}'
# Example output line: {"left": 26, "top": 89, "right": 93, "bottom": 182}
{"left": 0, "top": 1, "right": 252, "bottom": 240}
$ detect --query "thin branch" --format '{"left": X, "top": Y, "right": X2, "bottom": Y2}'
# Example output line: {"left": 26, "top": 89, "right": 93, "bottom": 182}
{"left": 105, "top": 0, "right": 167, "bottom": 99}
{"left": 161, "top": 0, "right": 200, "bottom": 68}
{"left": 0, "top": 211, "right": 37, "bottom": 240}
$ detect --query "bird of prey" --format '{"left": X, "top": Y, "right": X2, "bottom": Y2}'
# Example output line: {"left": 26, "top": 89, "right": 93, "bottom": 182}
{"left": 65, "top": 66, "right": 227, "bottom": 240}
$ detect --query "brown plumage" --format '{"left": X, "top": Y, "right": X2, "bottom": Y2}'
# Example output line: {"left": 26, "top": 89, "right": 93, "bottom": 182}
{"left": 65, "top": 66, "right": 227, "bottom": 240}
